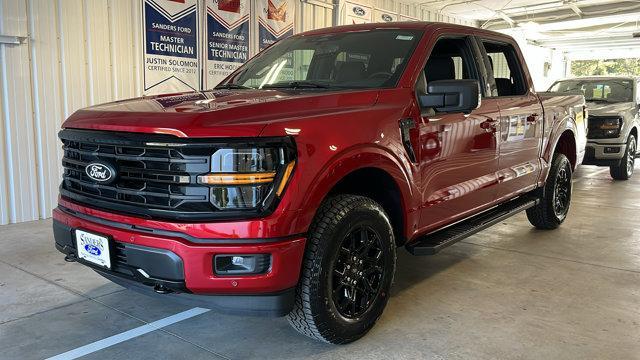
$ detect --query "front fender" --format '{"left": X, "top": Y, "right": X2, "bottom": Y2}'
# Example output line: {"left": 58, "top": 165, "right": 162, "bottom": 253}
{"left": 293, "top": 144, "right": 418, "bottom": 238}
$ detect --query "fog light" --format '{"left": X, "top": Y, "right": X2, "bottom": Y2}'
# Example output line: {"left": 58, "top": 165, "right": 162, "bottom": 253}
{"left": 604, "top": 147, "right": 620, "bottom": 153}
{"left": 214, "top": 254, "right": 271, "bottom": 275}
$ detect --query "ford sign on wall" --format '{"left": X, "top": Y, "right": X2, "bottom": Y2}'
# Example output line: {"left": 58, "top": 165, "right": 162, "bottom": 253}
{"left": 345, "top": 1, "right": 372, "bottom": 24}
{"left": 374, "top": 10, "right": 398, "bottom": 23}
{"left": 352, "top": 6, "right": 366, "bottom": 16}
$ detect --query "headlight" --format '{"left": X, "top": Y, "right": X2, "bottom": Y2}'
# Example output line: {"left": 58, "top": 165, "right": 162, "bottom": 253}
{"left": 197, "top": 139, "right": 296, "bottom": 211}
{"left": 598, "top": 118, "right": 621, "bottom": 130}
{"left": 598, "top": 118, "right": 622, "bottom": 137}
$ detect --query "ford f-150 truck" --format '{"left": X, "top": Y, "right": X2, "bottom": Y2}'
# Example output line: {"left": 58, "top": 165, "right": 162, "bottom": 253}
{"left": 53, "top": 22, "right": 586, "bottom": 344}
{"left": 549, "top": 76, "right": 639, "bottom": 179}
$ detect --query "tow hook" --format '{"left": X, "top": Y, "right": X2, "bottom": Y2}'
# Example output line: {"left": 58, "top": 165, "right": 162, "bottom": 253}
{"left": 64, "top": 254, "right": 77, "bottom": 262}
{"left": 154, "top": 284, "right": 173, "bottom": 294}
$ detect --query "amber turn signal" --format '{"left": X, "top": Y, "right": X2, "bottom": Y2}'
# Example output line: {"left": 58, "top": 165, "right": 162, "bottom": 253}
{"left": 197, "top": 172, "right": 276, "bottom": 185}
{"left": 276, "top": 161, "right": 296, "bottom": 196}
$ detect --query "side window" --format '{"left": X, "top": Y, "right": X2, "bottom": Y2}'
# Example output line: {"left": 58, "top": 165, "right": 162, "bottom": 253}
{"left": 482, "top": 41, "right": 526, "bottom": 97}
{"left": 418, "top": 37, "right": 480, "bottom": 93}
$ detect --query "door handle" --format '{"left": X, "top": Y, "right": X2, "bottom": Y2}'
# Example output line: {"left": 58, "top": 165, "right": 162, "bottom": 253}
{"left": 527, "top": 113, "right": 539, "bottom": 123}
{"left": 480, "top": 119, "right": 498, "bottom": 132}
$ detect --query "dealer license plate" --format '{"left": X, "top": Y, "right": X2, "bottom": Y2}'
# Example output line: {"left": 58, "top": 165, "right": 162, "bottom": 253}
{"left": 75, "top": 229, "right": 111, "bottom": 269}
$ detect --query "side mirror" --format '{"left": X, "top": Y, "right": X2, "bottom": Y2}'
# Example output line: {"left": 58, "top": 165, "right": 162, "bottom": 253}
{"left": 418, "top": 79, "right": 480, "bottom": 114}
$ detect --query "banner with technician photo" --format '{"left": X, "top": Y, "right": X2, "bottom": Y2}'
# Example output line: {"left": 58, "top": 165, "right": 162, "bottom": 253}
{"left": 258, "top": 0, "right": 294, "bottom": 51}
{"left": 205, "top": 0, "right": 250, "bottom": 88}
{"left": 343, "top": 1, "right": 372, "bottom": 25}
{"left": 143, "top": 0, "right": 200, "bottom": 95}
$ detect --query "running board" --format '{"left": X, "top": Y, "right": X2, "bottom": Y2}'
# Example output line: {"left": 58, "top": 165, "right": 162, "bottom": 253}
{"left": 406, "top": 196, "right": 540, "bottom": 256}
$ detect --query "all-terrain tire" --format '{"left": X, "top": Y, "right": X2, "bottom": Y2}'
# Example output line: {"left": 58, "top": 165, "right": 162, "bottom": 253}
{"left": 287, "top": 195, "right": 396, "bottom": 344}
{"left": 526, "top": 153, "right": 572, "bottom": 230}
{"left": 609, "top": 134, "right": 636, "bottom": 180}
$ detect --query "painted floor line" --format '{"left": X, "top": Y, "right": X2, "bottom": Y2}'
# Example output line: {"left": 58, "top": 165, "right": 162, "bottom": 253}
{"left": 46, "top": 307, "right": 210, "bottom": 360}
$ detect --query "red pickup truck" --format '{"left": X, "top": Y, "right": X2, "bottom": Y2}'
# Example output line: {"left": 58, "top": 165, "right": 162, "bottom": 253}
{"left": 54, "top": 22, "right": 586, "bottom": 343}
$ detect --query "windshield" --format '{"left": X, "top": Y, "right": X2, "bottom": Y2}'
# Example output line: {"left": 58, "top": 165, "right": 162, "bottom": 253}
{"left": 217, "top": 29, "right": 423, "bottom": 90}
{"left": 549, "top": 79, "right": 633, "bottom": 103}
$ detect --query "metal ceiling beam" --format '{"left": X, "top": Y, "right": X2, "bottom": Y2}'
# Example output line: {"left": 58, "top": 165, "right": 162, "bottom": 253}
{"left": 568, "top": 3, "right": 584, "bottom": 17}
{"left": 547, "top": 41, "right": 640, "bottom": 49}
{"left": 565, "top": 48, "right": 640, "bottom": 59}
{"left": 483, "top": 1, "right": 640, "bottom": 30}
{"left": 495, "top": 11, "right": 516, "bottom": 27}
{"left": 536, "top": 33, "right": 640, "bottom": 45}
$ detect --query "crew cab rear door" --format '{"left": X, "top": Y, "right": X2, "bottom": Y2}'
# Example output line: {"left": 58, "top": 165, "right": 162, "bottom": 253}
{"left": 476, "top": 37, "right": 543, "bottom": 202}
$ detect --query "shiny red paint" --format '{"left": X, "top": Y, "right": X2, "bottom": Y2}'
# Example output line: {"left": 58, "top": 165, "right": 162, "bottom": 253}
{"left": 53, "top": 207, "right": 306, "bottom": 294}
{"left": 58, "top": 22, "right": 585, "bottom": 295}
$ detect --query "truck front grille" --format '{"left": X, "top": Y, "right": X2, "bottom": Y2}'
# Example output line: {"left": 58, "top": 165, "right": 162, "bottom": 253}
{"left": 59, "top": 129, "right": 217, "bottom": 221}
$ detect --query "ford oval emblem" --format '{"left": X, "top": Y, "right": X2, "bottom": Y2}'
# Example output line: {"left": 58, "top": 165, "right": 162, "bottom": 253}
{"left": 352, "top": 6, "right": 366, "bottom": 16}
{"left": 381, "top": 14, "right": 393, "bottom": 22}
{"left": 85, "top": 162, "right": 115, "bottom": 183}
{"left": 84, "top": 244, "right": 102, "bottom": 256}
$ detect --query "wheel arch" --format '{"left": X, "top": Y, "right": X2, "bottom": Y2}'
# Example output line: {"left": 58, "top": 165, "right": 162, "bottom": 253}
{"left": 538, "top": 122, "right": 577, "bottom": 187}
{"left": 298, "top": 147, "right": 416, "bottom": 246}
{"left": 554, "top": 130, "right": 577, "bottom": 170}
{"left": 327, "top": 167, "right": 407, "bottom": 246}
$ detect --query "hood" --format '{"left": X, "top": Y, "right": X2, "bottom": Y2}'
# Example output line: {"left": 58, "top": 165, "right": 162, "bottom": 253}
{"left": 62, "top": 89, "right": 379, "bottom": 138}
{"left": 586, "top": 101, "right": 636, "bottom": 117}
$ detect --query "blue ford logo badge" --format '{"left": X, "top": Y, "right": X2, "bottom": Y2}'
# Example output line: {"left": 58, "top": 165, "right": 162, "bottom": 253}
{"left": 352, "top": 6, "right": 366, "bottom": 16}
{"left": 85, "top": 162, "right": 115, "bottom": 183}
{"left": 84, "top": 244, "right": 102, "bottom": 256}
{"left": 381, "top": 14, "right": 393, "bottom": 22}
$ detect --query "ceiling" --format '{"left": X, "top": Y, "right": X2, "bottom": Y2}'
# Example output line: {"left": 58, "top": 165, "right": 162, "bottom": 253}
{"left": 418, "top": 0, "right": 640, "bottom": 58}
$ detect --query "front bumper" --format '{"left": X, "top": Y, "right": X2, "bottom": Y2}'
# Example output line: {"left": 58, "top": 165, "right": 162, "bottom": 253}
{"left": 53, "top": 206, "right": 306, "bottom": 317}
{"left": 582, "top": 141, "right": 626, "bottom": 166}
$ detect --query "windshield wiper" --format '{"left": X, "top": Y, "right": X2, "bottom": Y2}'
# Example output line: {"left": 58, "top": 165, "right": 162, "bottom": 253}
{"left": 262, "top": 81, "right": 332, "bottom": 89}
{"left": 214, "top": 83, "right": 252, "bottom": 90}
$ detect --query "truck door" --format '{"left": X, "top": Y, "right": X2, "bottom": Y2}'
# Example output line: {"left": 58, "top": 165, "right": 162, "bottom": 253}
{"left": 477, "top": 39, "right": 543, "bottom": 202}
{"left": 416, "top": 36, "right": 501, "bottom": 233}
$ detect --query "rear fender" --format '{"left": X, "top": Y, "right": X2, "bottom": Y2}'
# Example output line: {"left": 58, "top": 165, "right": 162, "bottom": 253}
{"left": 538, "top": 111, "right": 578, "bottom": 186}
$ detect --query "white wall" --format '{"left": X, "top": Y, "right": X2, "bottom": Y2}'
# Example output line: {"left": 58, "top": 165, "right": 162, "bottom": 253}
{"left": 498, "top": 28, "right": 568, "bottom": 91}
{"left": 0, "top": 0, "right": 143, "bottom": 225}
{"left": 0, "top": 0, "right": 473, "bottom": 225}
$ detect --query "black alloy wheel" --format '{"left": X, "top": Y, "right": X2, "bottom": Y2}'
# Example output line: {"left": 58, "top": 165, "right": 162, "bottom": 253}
{"left": 287, "top": 195, "right": 396, "bottom": 344}
{"left": 526, "top": 153, "right": 572, "bottom": 229}
{"left": 552, "top": 163, "right": 572, "bottom": 219}
{"left": 331, "top": 225, "right": 385, "bottom": 319}
{"left": 610, "top": 134, "right": 637, "bottom": 180}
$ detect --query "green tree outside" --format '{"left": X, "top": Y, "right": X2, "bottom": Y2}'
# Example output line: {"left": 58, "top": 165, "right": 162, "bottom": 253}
{"left": 571, "top": 58, "right": 640, "bottom": 77}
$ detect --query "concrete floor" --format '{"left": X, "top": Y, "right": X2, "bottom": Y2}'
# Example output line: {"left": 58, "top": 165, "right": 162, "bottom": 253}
{"left": 1, "top": 165, "right": 639, "bottom": 360}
